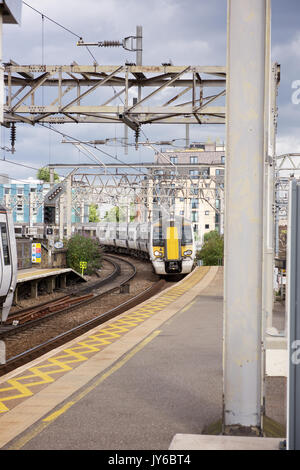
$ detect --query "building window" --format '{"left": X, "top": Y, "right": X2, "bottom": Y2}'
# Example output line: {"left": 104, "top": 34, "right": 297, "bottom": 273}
{"left": 192, "top": 211, "right": 198, "bottom": 222}
{"left": 170, "top": 156, "right": 178, "bottom": 164}
{"left": 205, "top": 210, "right": 209, "bottom": 216}
{"left": 201, "top": 167, "right": 210, "bottom": 178}
{"left": 189, "top": 169, "right": 199, "bottom": 178}
{"left": 193, "top": 224, "right": 198, "bottom": 232}
{"left": 205, "top": 224, "right": 210, "bottom": 229}
{"left": 16, "top": 196, "right": 23, "bottom": 212}
{"left": 190, "top": 156, "right": 198, "bottom": 164}
{"left": 4, "top": 188, "right": 9, "bottom": 195}
{"left": 191, "top": 185, "right": 198, "bottom": 195}
{"left": 180, "top": 210, "right": 184, "bottom": 216}
{"left": 191, "top": 198, "right": 198, "bottom": 209}
{"left": 221, "top": 156, "right": 225, "bottom": 163}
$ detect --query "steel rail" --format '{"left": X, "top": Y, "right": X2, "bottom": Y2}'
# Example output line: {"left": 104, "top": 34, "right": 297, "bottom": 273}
{"left": 0, "top": 255, "right": 128, "bottom": 337}
{"left": 0, "top": 277, "right": 165, "bottom": 376}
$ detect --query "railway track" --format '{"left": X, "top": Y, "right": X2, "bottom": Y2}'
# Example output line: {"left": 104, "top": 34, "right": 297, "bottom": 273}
{"left": 0, "top": 254, "right": 166, "bottom": 376}
{"left": 0, "top": 255, "right": 134, "bottom": 335}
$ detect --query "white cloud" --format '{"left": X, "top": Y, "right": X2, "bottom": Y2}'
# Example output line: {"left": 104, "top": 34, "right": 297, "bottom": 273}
{"left": 0, "top": 0, "right": 298, "bottom": 181}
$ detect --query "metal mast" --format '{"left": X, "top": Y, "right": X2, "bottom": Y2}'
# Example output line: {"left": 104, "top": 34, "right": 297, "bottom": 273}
{"left": 223, "top": 0, "right": 268, "bottom": 432}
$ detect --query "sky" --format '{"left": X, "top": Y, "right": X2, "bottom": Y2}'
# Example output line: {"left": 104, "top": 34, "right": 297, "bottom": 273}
{"left": 0, "top": 0, "right": 300, "bottom": 182}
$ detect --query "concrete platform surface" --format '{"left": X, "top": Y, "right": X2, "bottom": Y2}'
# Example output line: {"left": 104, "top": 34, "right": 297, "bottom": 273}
{"left": 0, "top": 265, "right": 287, "bottom": 450}
{"left": 169, "top": 434, "right": 282, "bottom": 450}
{"left": 17, "top": 268, "right": 73, "bottom": 283}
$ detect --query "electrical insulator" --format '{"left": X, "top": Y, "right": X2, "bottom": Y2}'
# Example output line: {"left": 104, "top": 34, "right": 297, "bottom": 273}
{"left": 135, "top": 127, "right": 140, "bottom": 150}
{"left": 10, "top": 123, "right": 16, "bottom": 153}
{"left": 100, "top": 40, "right": 122, "bottom": 47}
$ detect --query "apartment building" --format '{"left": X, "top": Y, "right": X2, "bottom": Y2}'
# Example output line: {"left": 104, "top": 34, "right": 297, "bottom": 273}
{"left": 0, "top": 176, "right": 90, "bottom": 227}
{"left": 150, "top": 142, "right": 225, "bottom": 246}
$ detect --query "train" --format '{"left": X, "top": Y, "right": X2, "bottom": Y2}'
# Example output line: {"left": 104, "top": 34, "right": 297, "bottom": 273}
{"left": 0, "top": 206, "right": 17, "bottom": 323}
{"left": 74, "top": 215, "right": 195, "bottom": 276}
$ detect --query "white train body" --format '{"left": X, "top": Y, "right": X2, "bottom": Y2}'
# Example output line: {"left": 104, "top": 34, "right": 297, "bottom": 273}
{"left": 74, "top": 215, "right": 195, "bottom": 276}
{"left": 0, "top": 206, "right": 18, "bottom": 322}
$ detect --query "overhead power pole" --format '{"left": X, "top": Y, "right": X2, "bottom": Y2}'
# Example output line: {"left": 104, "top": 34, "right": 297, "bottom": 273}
{"left": 223, "top": 0, "right": 268, "bottom": 432}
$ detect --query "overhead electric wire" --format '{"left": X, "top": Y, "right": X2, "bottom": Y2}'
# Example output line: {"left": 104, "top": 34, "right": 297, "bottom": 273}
{"left": 36, "top": 122, "right": 152, "bottom": 178}
{"left": 22, "top": 1, "right": 98, "bottom": 64}
{"left": 1, "top": 158, "right": 66, "bottom": 180}
{"left": 18, "top": 3, "right": 179, "bottom": 181}
{"left": 23, "top": 2, "right": 82, "bottom": 39}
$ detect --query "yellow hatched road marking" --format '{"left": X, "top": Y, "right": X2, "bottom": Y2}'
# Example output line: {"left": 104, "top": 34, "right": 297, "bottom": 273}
{"left": 7, "top": 330, "right": 161, "bottom": 450}
{"left": 0, "top": 266, "right": 209, "bottom": 414}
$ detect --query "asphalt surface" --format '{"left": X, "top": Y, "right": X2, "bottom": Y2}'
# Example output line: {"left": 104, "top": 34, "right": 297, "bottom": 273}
{"left": 8, "top": 267, "right": 286, "bottom": 450}
{"left": 18, "top": 270, "right": 224, "bottom": 450}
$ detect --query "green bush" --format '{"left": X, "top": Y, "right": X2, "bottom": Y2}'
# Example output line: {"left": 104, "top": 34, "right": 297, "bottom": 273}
{"left": 66, "top": 235, "right": 102, "bottom": 275}
{"left": 196, "top": 230, "right": 224, "bottom": 266}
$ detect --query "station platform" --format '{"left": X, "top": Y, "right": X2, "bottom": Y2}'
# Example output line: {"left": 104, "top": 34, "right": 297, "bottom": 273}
{"left": 0, "top": 266, "right": 285, "bottom": 450}
{"left": 14, "top": 267, "right": 86, "bottom": 302}
{"left": 17, "top": 268, "right": 76, "bottom": 283}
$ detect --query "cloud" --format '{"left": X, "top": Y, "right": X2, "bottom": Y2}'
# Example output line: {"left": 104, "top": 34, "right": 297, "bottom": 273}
{"left": 0, "top": 0, "right": 299, "bottom": 181}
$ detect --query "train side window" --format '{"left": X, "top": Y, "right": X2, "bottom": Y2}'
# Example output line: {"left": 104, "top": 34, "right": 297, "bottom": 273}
{"left": 153, "top": 225, "right": 164, "bottom": 246}
{"left": 181, "top": 224, "right": 193, "bottom": 244}
{"left": 0, "top": 223, "right": 10, "bottom": 266}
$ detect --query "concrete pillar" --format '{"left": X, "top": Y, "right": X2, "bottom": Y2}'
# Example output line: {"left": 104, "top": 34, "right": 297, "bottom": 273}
{"left": 13, "top": 285, "right": 19, "bottom": 304}
{"left": 46, "top": 277, "right": 55, "bottom": 294}
{"left": 49, "top": 168, "right": 55, "bottom": 188}
{"left": 59, "top": 194, "right": 64, "bottom": 240}
{"left": 223, "top": 0, "right": 268, "bottom": 431}
{"left": 60, "top": 274, "right": 67, "bottom": 289}
{"left": 265, "top": 63, "right": 280, "bottom": 333}
{"left": 30, "top": 280, "right": 38, "bottom": 299}
{"left": 66, "top": 176, "right": 72, "bottom": 239}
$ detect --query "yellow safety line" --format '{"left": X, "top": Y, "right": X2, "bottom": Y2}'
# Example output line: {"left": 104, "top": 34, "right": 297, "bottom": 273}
{"left": 0, "top": 266, "right": 209, "bottom": 414}
{"left": 6, "top": 330, "right": 161, "bottom": 450}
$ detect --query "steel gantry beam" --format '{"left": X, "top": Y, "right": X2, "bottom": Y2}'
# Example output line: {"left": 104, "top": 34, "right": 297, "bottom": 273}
{"left": 47, "top": 161, "right": 224, "bottom": 215}
{"left": 3, "top": 64, "right": 226, "bottom": 127}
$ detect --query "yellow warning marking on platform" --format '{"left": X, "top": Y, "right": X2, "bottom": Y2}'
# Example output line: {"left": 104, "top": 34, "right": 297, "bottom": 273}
{"left": 0, "top": 267, "right": 209, "bottom": 414}
{"left": 43, "top": 401, "right": 76, "bottom": 422}
{"left": 7, "top": 330, "right": 161, "bottom": 450}
{"left": 180, "top": 299, "right": 197, "bottom": 314}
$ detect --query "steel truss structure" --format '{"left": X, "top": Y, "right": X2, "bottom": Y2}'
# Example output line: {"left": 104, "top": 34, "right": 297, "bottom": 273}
{"left": 275, "top": 154, "right": 300, "bottom": 217}
{"left": 3, "top": 64, "right": 225, "bottom": 129}
{"left": 48, "top": 162, "right": 224, "bottom": 222}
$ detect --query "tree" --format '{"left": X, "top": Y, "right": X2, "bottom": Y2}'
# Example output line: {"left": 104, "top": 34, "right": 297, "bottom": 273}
{"left": 197, "top": 230, "right": 224, "bottom": 266}
{"left": 37, "top": 167, "right": 59, "bottom": 183}
{"left": 89, "top": 204, "right": 100, "bottom": 222}
{"left": 103, "top": 206, "right": 126, "bottom": 222}
{"left": 66, "top": 235, "right": 102, "bottom": 275}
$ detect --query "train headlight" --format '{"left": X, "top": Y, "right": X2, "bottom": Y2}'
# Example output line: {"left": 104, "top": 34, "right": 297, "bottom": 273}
{"left": 154, "top": 250, "right": 163, "bottom": 257}
{"left": 183, "top": 250, "right": 192, "bottom": 256}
